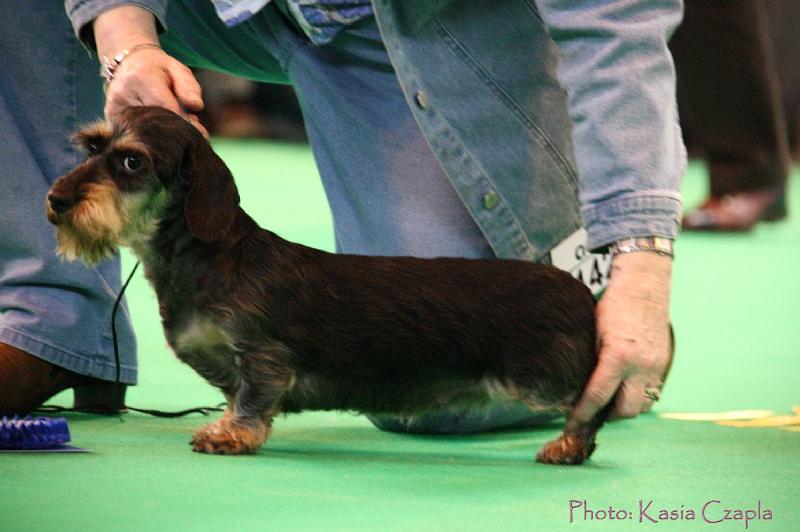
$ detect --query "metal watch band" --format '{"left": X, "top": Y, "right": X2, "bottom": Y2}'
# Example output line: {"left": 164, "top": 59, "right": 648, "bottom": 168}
{"left": 610, "top": 236, "right": 674, "bottom": 258}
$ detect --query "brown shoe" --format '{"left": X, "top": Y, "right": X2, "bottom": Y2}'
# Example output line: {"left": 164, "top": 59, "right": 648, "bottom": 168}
{"left": 0, "top": 343, "right": 126, "bottom": 416}
{"left": 682, "top": 189, "right": 787, "bottom": 232}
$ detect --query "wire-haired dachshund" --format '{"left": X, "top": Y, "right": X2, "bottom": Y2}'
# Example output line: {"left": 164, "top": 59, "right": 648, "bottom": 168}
{"left": 46, "top": 106, "right": 611, "bottom": 464}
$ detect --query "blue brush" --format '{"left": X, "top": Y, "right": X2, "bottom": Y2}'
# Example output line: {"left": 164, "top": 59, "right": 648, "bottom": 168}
{"left": 0, "top": 416, "right": 71, "bottom": 450}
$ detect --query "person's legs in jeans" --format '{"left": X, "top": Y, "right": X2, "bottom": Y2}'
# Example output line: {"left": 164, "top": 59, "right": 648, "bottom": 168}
{"left": 0, "top": 2, "right": 136, "bottom": 414}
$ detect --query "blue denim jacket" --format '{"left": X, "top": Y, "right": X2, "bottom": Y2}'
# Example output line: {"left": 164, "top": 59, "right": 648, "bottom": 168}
{"left": 66, "top": 0, "right": 685, "bottom": 259}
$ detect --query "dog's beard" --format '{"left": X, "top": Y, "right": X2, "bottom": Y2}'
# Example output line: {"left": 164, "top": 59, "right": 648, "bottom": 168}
{"left": 51, "top": 182, "right": 123, "bottom": 265}
{"left": 54, "top": 223, "right": 119, "bottom": 264}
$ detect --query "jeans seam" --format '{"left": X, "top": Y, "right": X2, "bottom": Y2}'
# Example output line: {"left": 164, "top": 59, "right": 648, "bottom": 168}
{"left": 243, "top": 4, "right": 303, "bottom": 74}
{"left": 522, "top": 0, "right": 544, "bottom": 23}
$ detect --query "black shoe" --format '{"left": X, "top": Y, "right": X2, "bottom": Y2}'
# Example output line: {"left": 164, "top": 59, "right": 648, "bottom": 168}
{"left": 73, "top": 381, "right": 128, "bottom": 414}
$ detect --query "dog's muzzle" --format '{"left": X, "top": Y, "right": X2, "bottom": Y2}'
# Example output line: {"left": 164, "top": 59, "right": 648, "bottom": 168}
{"left": 47, "top": 193, "right": 76, "bottom": 215}
{"left": 46, "top": 192, "right": 78, "bottom": 225}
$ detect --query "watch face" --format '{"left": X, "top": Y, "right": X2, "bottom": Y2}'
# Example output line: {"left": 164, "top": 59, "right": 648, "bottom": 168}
{"left": 550, "top": 228, "right": 611, "bottom": 297}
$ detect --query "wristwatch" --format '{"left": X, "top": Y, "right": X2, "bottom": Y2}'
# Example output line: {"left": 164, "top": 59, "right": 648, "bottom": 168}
{"left": 609, "top": 236, "right": 674, "bottom": 258}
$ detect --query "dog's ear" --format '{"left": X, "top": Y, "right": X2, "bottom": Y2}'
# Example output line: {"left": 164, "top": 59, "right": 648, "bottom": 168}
{"left": 182, "top": 139, "right": 240, "bottom": 243}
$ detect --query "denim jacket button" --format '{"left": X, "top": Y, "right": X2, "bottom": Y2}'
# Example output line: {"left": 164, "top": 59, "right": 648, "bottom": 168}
{"left": 483, "top": 190, "right": 499, "bottom": 210}
{"left": 414, "top": 90, "right": 428, "bottom": 109}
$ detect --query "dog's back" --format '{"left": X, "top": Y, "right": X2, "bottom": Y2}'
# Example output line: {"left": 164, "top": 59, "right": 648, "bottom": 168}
{"left": 230, "top": 230, "right": 597, "bottom": 418}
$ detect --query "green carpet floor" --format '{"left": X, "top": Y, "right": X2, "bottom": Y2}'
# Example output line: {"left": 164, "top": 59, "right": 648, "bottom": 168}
{"left": 1, "top": 139, "right": 798, "bottom": 531}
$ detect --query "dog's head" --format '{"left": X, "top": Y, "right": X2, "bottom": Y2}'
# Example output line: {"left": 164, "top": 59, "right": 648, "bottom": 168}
{"left": 47, "top": 106, "right": 240, "bottom": 264}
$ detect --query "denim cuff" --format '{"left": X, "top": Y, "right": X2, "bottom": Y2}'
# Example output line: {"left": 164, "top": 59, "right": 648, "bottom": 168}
{"left": 0, "top": 328, "right": 137, "bottom": 385}
{"left": 65, "top": 0, "right": 168, "bottom": 51}
{"left": 582, "top": 192, "right": 683, "bottom": 251}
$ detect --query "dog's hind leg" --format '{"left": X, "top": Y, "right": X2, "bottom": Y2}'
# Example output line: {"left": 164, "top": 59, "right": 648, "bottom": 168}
{"left": 191, "top": 341, "right": 295, "bottom": 455}
{"left": 536, "top": 326, "right": 676, "bottom": 464}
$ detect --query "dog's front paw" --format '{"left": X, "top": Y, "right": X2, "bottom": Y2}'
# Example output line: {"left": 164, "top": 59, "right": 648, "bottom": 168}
{"left": 535, "top": 433, "right": 596, "bottom": 465}
{"left": 191, "top": 418, "right": 269, "bottom": 455}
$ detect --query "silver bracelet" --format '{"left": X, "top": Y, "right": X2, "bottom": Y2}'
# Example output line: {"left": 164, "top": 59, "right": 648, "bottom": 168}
{"left": 610, "top": 236, "right": 674, "bottom": 258}
{"left": 101, "top": 43, "right": 162, "bottom": 85}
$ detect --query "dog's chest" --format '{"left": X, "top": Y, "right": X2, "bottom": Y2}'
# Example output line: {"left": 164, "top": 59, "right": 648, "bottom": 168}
{"left": 169, "top": 315, "right": 235, "bottom": 356}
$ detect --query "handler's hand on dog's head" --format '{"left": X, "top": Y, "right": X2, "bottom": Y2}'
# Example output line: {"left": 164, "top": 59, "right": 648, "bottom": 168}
{"left": 567, "top": 252, "right": 673, "bottom": 430}
{"left": 103, "top": 48, "right": 208, "bottom": 137}
{"left": 94, "top": 6, "right": 207, "bottom": 137}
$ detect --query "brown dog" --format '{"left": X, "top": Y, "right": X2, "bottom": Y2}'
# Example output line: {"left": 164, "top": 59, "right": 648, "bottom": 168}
{"left": 46, "top": 106, "right": 610, "bottom": 464}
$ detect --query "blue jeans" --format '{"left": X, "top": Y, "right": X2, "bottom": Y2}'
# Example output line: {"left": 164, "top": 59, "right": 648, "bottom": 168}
{"left": 160, "top": 2, "right": 556, "bottom": 432}
{"left": 0, "top": 2, "right": 137, "bottom": 383}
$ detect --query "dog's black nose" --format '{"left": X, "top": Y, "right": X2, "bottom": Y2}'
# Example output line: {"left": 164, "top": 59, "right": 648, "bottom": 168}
{"left": 48, "top": 193, "right": 76, "bottom": 214}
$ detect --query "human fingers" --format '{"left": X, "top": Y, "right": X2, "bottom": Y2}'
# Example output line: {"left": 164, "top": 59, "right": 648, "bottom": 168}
{"left": 103, "top": 48, "right": 185, "bottom": 118}
{"left": 568, "top": 253, "right": 672, "bottom": 427}
{"left": 565, "top": 339, "right": 627, "bottom": 432}
{"left": 167, "top": 61, "right": 205, "bottom": 113}
{"left": 185, "top": 114, "right": 210, "bottom": 138}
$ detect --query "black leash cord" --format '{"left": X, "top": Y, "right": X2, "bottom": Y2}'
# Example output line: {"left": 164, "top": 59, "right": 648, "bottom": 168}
{"left": 111, "top": 260, "right": 140, "bottom": 389}
{"left": 35, "top": 403, "right": 226, "bottom": 417}
{"left": 37, "top": 261, "right": 225, "bottom": 418}
{"left": 110, "top": 260, "right": 225, "bottom": 417}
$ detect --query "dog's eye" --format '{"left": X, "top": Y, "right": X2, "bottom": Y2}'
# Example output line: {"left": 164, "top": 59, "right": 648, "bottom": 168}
{"left": 86, "top": 143, "right": 100, "bottom": 155}
{"left": 123, "top": 154, "right": 143, "bottom": 172}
